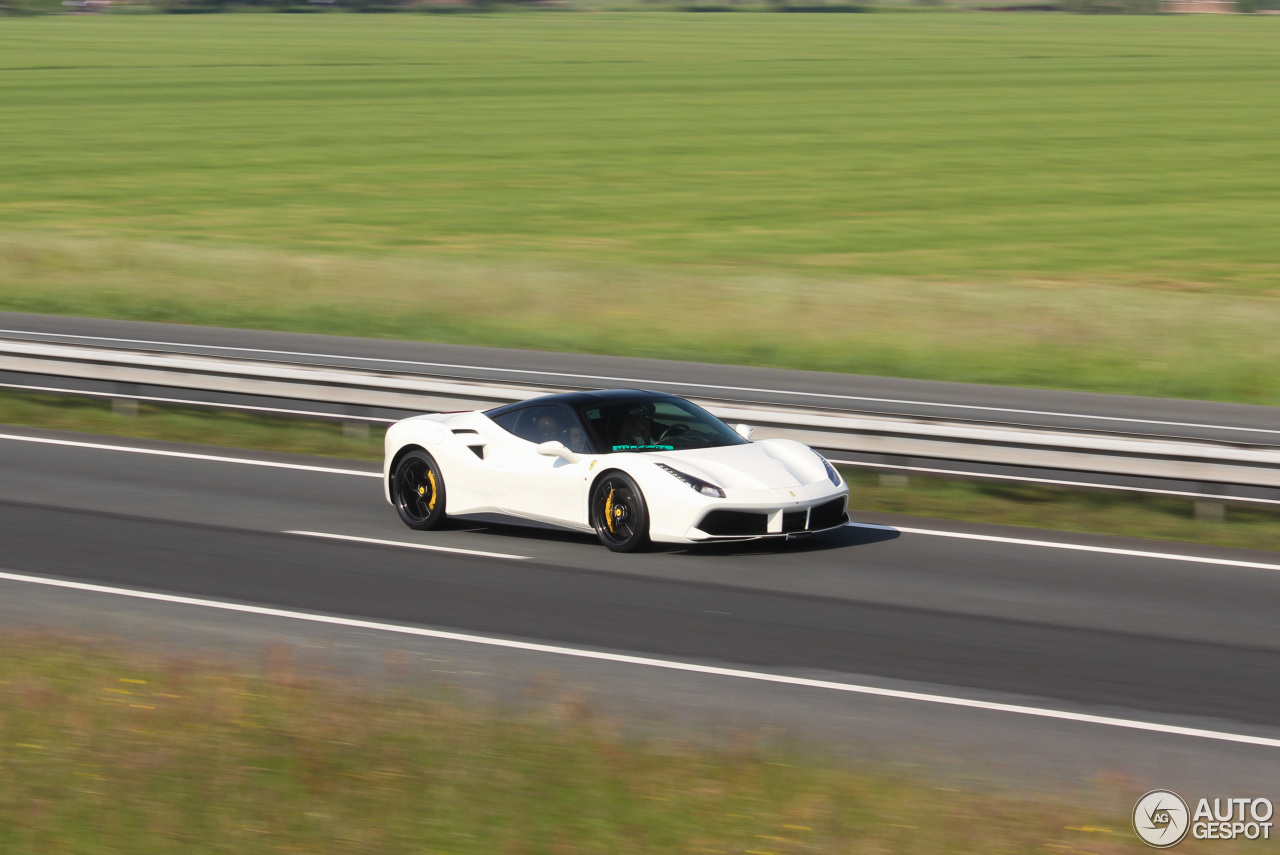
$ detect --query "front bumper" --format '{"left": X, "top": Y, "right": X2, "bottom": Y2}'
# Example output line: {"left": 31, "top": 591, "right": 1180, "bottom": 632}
{"left": 673, "top": 488, "right": 850, "bottom": 543}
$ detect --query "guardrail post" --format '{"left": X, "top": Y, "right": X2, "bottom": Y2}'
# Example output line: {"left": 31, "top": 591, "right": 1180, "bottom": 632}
{"left": 342, "top": 405, "right": 370, "bottom": 439}
{"left": 1194, "top": 500, "right": 1226, "bottom": 522}
{"left": 111, "top": 382, "right": 139, "bottom": 417}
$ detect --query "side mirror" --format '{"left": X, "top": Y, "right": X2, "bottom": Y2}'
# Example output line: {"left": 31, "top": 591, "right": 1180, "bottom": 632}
{"left": 537, "top": 440, "right": 580, "bottom": 463}
{"left": 734, "top": 424, "right": 754, "bottom": 441}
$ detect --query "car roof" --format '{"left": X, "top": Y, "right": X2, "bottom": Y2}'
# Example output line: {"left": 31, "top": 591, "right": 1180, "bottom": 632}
{"left": 485, "top": 389, "right": 679, "bottom": 417}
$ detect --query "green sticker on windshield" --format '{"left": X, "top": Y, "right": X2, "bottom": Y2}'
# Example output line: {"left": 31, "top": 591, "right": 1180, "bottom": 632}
{"left": 612, "top": 444, "right": 675, "bottom": 451}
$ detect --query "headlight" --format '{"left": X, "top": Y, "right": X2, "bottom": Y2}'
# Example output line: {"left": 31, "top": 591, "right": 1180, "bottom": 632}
{"left": 656, "top": 463, "right": 725, "bottom": 498}
{"left": 814, "top": 451, "right": 841, "bottom": 486}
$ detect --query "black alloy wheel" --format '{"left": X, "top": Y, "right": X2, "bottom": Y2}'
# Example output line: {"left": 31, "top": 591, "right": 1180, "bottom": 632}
{"left": 392, "top": 450, "right": 447, "bottom": 530}
{"left": 591, "top": 473, "right": 650, "bottom": 553}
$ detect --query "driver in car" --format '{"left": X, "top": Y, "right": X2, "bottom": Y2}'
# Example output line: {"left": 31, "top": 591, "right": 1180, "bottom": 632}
{"left": 619, "top": 405, "right": 655, "bottom": 446}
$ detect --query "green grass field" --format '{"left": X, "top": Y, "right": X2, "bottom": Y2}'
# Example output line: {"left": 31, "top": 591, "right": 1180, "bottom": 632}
{"left": 2, "top": 14, "right": 1279, "bottom": 402}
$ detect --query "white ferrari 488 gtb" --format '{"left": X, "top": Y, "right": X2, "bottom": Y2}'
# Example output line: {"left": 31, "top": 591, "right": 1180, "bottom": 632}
{"left": 383, "top": 389, "right": 849, "bottom": 552}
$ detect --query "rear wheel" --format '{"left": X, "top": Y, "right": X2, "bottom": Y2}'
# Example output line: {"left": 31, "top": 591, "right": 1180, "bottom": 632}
{"left": 591, "top": 473, "right": 650, "bottom": 552}
{"left": 392, "top": 450, "right": 447, "bottom": 530}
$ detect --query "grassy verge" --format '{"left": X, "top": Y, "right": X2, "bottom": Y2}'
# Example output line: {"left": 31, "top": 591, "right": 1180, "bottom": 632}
{"left": 3, "top": 388, "right": 1278, "bottom": 552}
{"left": 0, "top": 388, "right": 384, "bottom": 460}
{"left": 2, "top": 15, "right": 1280, "bottom": 403}
{"left": 0, "top": 632, "right": 1167, "bottom": 854}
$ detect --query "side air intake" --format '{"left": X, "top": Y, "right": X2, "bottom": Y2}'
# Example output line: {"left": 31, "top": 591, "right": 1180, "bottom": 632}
{"left": 808, "top": 498, "right": 847, "bottom": 530}
{"left": 697, "top": 510, "right": 768, "bottom": 537}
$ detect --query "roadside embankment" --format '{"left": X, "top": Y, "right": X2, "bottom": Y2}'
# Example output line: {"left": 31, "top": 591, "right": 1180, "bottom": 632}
{"left": 0, "top": 631, "right": 1149, "bottom": 854}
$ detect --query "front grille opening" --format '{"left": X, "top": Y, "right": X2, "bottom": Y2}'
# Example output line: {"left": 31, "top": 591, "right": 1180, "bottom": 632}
{"left": 809, "top": 498, "right": 848, "bottom": 530}
{"left": 782, "top": 510, "right": 808, "bottom": 533}
{"left": 698, "top": 510, "right": 768, "bottom": 537}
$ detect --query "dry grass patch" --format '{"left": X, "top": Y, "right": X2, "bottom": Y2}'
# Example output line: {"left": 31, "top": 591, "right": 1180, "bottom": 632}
{"left": 0, "top": 632, "right": 1190, "bottom": 854}
{"left": 3, "top": 235, "right": 1280, "bottom": 405}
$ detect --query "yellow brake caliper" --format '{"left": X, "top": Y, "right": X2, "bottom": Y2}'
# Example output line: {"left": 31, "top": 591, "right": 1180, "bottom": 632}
{"left": 604, "top": 487, "right": 616, "bottom": 534}
{"left": 427, "top": 470, "right": 438, "bottom": 512}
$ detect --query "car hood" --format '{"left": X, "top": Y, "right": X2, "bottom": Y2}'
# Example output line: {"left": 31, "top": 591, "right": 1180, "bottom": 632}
{"left": 652, "top": 440, "right": 829, "bottom": 490}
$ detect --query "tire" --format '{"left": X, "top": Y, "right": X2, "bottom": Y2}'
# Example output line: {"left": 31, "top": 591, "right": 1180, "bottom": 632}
{"left": 591, "top": 472, "right": 650, "bottom": 553}
{"left": 391, "top": 449, "right": 447, "bottom": 531}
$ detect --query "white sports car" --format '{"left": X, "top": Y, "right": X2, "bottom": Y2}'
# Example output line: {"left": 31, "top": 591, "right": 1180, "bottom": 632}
{"left": 383, "top": 389, "right": 849, "bottom": 552}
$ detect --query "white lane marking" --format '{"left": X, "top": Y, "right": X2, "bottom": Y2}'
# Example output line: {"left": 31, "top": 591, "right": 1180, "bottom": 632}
{"left": 3, "top": 431, "right": 1274, "bottom": 572}
{"left": 4, "top": 328, "right": 1275, "bottom": 437}
{"left": 830, "top": 458, "right": 1280, "bottom": 507}
{"left": 0, "top": 567, "right": 1277, "bottom": 750}
{"left": 849, "top": 523, "right": 1280, "bottom": 572}
{"left": 0, "top": 432, "right": 381, "bottom": 478}
{"left": 0, "top": 382, "right": 395, "bottom": 424}
{"left": 286, "top": 530, "right": 528, "bottom": 561}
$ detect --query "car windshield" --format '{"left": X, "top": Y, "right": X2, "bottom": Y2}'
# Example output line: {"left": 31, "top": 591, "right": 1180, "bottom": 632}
{"left": 578, "top": 397, "right": 747, "bottom": 453}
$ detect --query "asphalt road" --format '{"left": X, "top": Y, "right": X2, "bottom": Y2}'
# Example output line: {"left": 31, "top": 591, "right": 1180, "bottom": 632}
{"left": 3, "top": 311, "right": 1278, "bottom": 445}
{"left": 2, "top": 426, "right": 1279, "bottom": 735}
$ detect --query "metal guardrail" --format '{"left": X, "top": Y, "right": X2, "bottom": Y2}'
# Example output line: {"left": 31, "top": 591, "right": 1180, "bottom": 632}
{"left": 3, "top": 338, "right": 1279, "bottom": 491}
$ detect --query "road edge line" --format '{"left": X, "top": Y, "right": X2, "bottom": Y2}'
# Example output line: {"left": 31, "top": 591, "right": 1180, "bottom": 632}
{"left": 0, "top": 567, "right": 1277, "bottom": 750}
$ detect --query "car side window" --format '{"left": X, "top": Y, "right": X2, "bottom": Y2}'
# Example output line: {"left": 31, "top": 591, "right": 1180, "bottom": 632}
{"left": 490, "top": 409, "right": 522, "bottom": 436}
{"left": 501, "top": 405, "right": 592, "bottom": 453}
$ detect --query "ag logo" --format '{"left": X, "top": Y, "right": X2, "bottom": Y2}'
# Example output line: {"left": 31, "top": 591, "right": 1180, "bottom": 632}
{"left": 1134, "top": 790, "right": 1190, "bottom": 848}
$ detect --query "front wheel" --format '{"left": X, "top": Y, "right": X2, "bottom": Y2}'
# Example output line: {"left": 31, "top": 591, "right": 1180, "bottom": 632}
{"left": 591, "top": 473, "right": 650, "bottom": 553}
{"left": 392, "top": 450, "right": 447, "bottom": 530}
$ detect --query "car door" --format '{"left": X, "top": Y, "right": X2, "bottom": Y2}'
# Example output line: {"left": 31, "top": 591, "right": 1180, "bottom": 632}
{"left": 490, "top": 404, "right": 594, "bottom": 528}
